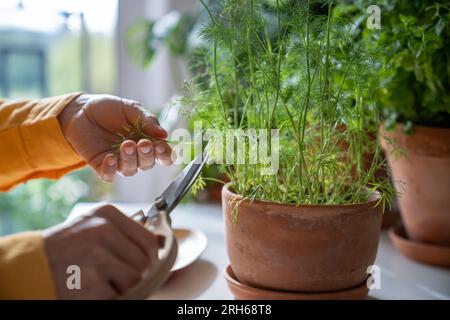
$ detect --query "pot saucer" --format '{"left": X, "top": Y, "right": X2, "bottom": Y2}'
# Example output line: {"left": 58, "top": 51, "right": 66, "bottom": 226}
{"left": 224, "top": 265, "right": 369, "bottom": 300}
{"left": 389, "top": 224, "right": 450, "bottom": 268}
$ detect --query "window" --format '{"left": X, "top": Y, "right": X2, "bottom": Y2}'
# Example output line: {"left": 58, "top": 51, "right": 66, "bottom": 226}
{"left": 0, "top": 0, "right": 117, "bottom": 235}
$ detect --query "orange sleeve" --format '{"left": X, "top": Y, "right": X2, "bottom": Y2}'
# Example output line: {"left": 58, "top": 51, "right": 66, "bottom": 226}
{"left": 0, "top": 92, "right": 86, "bottom": 191}
{"left": 0, "top": 232, "right": 56, "bottom": 299}
{"left": 0, "top": 93, "right": 86, "bottom": 299}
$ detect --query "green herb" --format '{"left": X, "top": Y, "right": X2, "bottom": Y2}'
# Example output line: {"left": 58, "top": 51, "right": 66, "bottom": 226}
{"left": 191, "top": 174, "right": 207, "bottom": 196}
{"left": 112, "top": 119, "right": 176, "bottom": 152}
{"left": 179, "top": 0, "right": 393, "bottom": 209}
{"left": 341, "top": 0, "right": 450, "bottom": 129}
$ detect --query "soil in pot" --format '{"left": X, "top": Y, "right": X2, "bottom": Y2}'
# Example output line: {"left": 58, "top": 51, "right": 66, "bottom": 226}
{"left": 222, "top": 184, "right": 383, "bottom": 293}
{"left": 381, "top": 125, "right": 450, "bottom": 246}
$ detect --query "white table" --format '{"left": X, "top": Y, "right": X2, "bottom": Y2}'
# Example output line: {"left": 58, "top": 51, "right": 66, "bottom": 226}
{"left": 70, "top": 202, "right": 450, "bottom": 300}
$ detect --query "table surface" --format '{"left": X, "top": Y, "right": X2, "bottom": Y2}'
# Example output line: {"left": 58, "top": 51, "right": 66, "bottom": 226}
{"left": 70, "top": 202, "right": 450, "bottom": 300}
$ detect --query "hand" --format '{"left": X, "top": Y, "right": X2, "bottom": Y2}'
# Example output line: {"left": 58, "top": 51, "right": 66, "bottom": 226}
{"left": 59, "top": 94, "right": 174, "bottom": 182}
{"left": 43, "top": 205, "right": 159, "bottom": 299}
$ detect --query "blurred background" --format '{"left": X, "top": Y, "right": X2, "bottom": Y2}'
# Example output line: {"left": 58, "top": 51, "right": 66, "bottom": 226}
{"left": 0, "top": 0, "right": 199, "bottom": 235}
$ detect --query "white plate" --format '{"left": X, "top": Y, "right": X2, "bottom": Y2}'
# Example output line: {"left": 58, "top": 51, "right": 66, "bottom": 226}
{"left": 172, "top": 228, "right": 208, "bottom": 272}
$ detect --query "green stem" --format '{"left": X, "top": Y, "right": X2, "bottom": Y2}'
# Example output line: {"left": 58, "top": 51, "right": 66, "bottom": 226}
{"left": 200, "top": 0, "right": 227, "bottom": 123}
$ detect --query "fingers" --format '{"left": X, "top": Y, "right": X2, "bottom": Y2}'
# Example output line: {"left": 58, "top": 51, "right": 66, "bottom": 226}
{"left": 122, "top": 100, "right": 167, "bottom": 139}
{"left": 82, "top": 268, "right": 119, "bottom": 300}
{"left": 93, "top": 245, "right": 141, "bottom": 294}
{"left": 119, "top": 139, "right": 159, "bottom": 175}
{"left": 100, "top": 153, "right": 117, "bottom": 182}
{"left": 98, "top": 138, "right": 155, "bottom": 181}
{"left": 100, "top": 137, "right": 169, "bottom": 180}
{"left": 43, "top": 203, "right": 160, "bottom": 299}
{"left": 118, "top": 138, "right": 168, "bottom": 175}
{"left": 120, "top": 98, "right": 175, "bottom": 169}
{"left": 142, "top": 115, "right": 168, "bottom": 139}
{"left": 93, "top": 205, "right": 159, "bottom": 262}
{"left": 99, "top": 222, "right": 150, "bottom": 273}
{"left": 91, "top": 283, "right": 118, "bottom": 300}
{"left": 153, "top": 140, "right": 175, "bottom": 166}
{"left": 119, "top": 140, "right": 138, "bottom": 176}
{"left": 137, "top": 139, "right": 156, "bottom": 171}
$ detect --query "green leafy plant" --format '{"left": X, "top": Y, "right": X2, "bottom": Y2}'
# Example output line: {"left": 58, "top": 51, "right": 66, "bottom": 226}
{"left": 338, "top": 0, "right": 450, "bottom": 131}
{"left": 179, "top": 0, "right": 393, "bottom": 208}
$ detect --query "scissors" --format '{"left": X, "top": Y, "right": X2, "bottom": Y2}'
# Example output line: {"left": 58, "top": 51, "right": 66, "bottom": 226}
{"left": 120, "top": 153, "right": 209, "bottom": 299}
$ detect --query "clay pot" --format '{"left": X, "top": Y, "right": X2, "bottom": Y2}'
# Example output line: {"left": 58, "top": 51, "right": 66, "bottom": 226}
{"left": 381, "top": 200, "right": 401, "bottom": 229}
{"left": 222, "top": 184, "right": 383, "bottom": 293}
{"left": 380, "top": 125, "right": 450, "bottom": 246}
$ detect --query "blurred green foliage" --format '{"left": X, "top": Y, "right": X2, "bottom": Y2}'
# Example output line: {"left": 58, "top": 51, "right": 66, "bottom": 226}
{"left": 338, "top": 0, "right": 450, "bottom": 130}
{"left": 0, "top": 169, "right": 111, "bottom": 235}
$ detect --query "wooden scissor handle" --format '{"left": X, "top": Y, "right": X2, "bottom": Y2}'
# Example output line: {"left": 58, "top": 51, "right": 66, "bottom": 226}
{"left": 119, "top": 210, "right": 178, "bottom": 299}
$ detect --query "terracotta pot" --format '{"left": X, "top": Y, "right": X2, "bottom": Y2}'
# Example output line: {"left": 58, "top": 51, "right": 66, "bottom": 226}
{"left": 380, "top": 125, "right": 450, "bottom": 246}
{"left": 222, "top": 184, "right": 383, "bottom": 293}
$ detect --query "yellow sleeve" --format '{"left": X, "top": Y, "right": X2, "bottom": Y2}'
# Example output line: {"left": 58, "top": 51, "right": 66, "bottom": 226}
{"left": 0, "top": 93, "right": 86, "bottom": 299}
{"left": 0, "top": 232, "right": 56, "bottom": 299}
{"left": 0, "top": 92, "right": 86, "bottom": 191}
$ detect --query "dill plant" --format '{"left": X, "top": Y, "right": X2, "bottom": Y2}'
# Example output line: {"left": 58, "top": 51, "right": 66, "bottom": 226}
{"left": 181, "top": 0, "right": 393, "bottom": 208}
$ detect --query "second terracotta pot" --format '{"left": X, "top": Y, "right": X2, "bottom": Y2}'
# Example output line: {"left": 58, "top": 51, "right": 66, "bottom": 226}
{"left": 222, "top": 184, "right": 383, "bottom": 293}
{"left": 381, "top": 125, "right": 450, "bottom": 246}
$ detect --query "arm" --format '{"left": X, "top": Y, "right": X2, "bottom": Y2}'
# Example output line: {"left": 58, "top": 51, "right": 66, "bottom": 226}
{"left": 0, "top": 93, "right": 173, "bottom": 299}
{"left": 0, "top": 93, "right": 84, "bottom": 298}
{"left": 0, "top": 93, "right": 85, "bottom": 191}
{"left": 0, "top": 232, "right": 56, "bottom": 299}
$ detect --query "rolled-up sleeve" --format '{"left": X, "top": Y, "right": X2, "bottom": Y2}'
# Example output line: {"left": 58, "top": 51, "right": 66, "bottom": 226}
{"left": 0, "top": 92, "right": 86, "bottom": 191}
{"left": 0, "top": 232, "right": 56, "bottom": 299}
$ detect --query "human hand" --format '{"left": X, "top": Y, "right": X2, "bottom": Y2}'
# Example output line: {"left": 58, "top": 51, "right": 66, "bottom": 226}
{"left": 59, "top": 94, "right": 174, "bottom": 182}
{"left": 43, "top": 205, "right": 158, "bottom": 299}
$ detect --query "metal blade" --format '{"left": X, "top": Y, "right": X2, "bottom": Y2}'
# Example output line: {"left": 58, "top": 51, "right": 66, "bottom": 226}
{"left": 145, "top": 153, "right": 208, "bottom": 219}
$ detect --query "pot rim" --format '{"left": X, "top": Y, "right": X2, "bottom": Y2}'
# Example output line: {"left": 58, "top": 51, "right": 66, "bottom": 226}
{"left": 222, "top": 183, "right": 381, "bottom": 211}
{"left": 380, "top": 123, "right": 450, "bottom": 136}
{"left": 380, "top": 123, "right": 450, "bottom": 157}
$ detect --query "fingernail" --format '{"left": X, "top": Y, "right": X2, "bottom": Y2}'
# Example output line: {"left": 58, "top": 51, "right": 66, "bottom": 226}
{"left": 108, "top": 157, "right": 116, "bottom": 166}
{"left": 155, "top": 144, "right": 166, "bottom": 154}
{"left": 124, "top": 146, "right": 134, "bottom": 155}
{"left": 140, "top": 146, "right": 152, "bottom": 154}
{"left": 103, "top": 174, "right": 113, "bottom": 182}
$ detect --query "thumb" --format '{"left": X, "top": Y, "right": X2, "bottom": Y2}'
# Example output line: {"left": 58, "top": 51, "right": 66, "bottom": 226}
{"left": 122, "top": 99, "right": 168, "bottom": 139}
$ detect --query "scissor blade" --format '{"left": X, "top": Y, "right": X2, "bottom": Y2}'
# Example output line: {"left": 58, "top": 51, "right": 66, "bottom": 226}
{"left": 146, "top": 154, "right": 208, "bottom": 219}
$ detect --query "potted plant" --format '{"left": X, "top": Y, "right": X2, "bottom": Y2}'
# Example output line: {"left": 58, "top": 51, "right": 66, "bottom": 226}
{"left": 180, "top": 0, "right": 392, "bottom": 298}
{"left": 353, "top": 0, "right": 450, "bottom": 265}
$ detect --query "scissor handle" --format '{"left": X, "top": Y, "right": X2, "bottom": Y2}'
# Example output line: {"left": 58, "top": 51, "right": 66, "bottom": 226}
{"left": 119, "top": 209, "right": 178, "bottom": 300}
